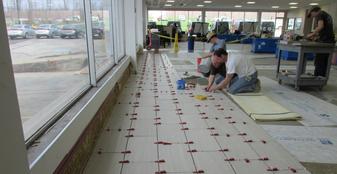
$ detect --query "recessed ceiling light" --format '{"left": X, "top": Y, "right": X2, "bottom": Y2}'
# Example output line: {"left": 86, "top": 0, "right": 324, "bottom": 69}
{"left": 247, "top": 2, "right": 256, "bottom": 4}
{"left": 164, "top": 4, "right": 172, "bottom": 6}
{"left": 290, "top": 6, "right": 298, "bottom": 9}
{"left": 166, "top": 0, "right": 175, "bottom": 2}
{"left": 309, "top": 3, "right": 319, "bottom": 6}
{"left": 234, "top": 5, "right": 242, "bottom": 8}
{"left": 197, "top": 4, "right": 204, "bottom": 7}
{"left": 289, "top": 2, "right": 298, "bottom": 5}
{"left": 272, "top": 6, "right": 280, "bottom": 8}
{"left": 203, "top": 1, "right": 212, "bottom": 3}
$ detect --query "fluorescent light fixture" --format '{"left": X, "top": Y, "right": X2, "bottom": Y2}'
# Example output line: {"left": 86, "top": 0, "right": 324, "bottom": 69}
{"left": 203, "top": 1, "right": 212, "bottom": 3}
{"left": 197, "top": 4, "right": 204, "bottom": 7}
{"left": 272, "top": 6, "right": 280, "bottom": 8}
{"left": 234, "top": 5, "right": 242, "bottom": 8}
{"left": 164, "top": 4, "right": 172, "bottom": 6}
{"left": 247, "top": 2, "right": 256, "bottom": 4}
{"left": 166, "top": 0, "right": 175, "bottom": 2}
{"left": 289, "top": 2, "right": 298, "bottom": 5}
{"left": 290, "top": 6, "right": 298, "bottom": 9}
{"left": 309, "top": 3, "right": 319, "bottom": 6}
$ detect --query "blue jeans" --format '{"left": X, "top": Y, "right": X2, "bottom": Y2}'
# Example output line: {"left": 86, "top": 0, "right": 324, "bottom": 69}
{"left": 228, "top": 71, "right": 258, "bottom": 94}
{"left": 215, "top": 74, "right": 225, "bottom": 85}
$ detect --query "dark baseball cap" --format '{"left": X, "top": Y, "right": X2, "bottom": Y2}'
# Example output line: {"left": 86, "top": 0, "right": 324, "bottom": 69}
{"left": 307, "top": 6, "right": 321, "bottom": 18}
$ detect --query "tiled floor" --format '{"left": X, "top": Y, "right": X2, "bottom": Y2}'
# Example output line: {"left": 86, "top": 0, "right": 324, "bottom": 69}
{"left": 84, "top": 52, "right": 309, "bottom": 174}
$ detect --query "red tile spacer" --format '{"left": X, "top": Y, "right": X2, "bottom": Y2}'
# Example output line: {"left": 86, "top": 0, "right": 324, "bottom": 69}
{"left": 181, "top": 128, "right": 189, "bottom": 131}
{"left": 130, "top": 117, "right": 137, "bottom": 120}
{"left": 97, "top": 150, "right": 102, "bottom": 154}
{"left": 200, "top": 112, "right": 206, "bottom": 115}
{"left": 258, "top": 157, "right": 269, "bottom": 161}
{"left": 207, "top": 127, "right": 215, "bottom": 130}
{"left": 238, "top": 133, "right": 247, "bottom": 136}
{"left": 125, "top": 135, "right": 134, "bottom": 138}
{"left": 243, "top": 121, "right": 247, "bottom": 124}
{"left": 261, "top": 140, "right": 267, "bottom": 144}
{"left": 244, "top": 140, "right": 253, "bottom": 143}
{"left": 119, "top": 160, "right": 130, "bottom": 164}
{"left": 224, "top": 116, "right": 232, "bottom": 119}
{"left": 244, "top": 159, "right": 250, "bottom": 163}
{"left": 131, "top": 113, "right": 138, "bottom": 116}
{"left": 154, "top": 117, "right": 161, "bottom": 120}
{"left": 176, "top": 109, "right": 182, "bottom": 111}
{"left": 177, "top": 112, "right": 183, "bottom": 115}
{"left": 267, "top": 167, "right": 279, "bottom": 171}
{"left": 118, "top": 128, "right": 122, "bottom": 132}
{"left": 185, "top": 141, "right": 194, "bottom": 144}
{"left": 224, "top": 158, "right": 235, "bottom": 161}
{"left": 215, "top": 104, "right": 221, "bottom": 107}
{"left": 154, "top": 122, "right": 161, "bottom": 125}
{"left": 201, "top": 117, "right": 209, "bottom": 119}
{"left": 154, "top": 141, "right": 172, "bottom": 145}
{"left": 154, "top": 108, "right": 160, "bottom": 111}
{"left": 226, "top": 134, "right": 231, "bottom": 137}
{"left": 106, "top": 128, "right": 111, "bottom": 132}
{"left": 187, "top": 149, "right": 198, "bottom": 153}
{"left": 121, "top": 150, "right": 131, "bottom": 154}
{"left": 179, "top": 122, "right": 187, "bottom": 125}
{"left": 228, "top": 121, "right": 236, "bottom": 124}
{"left": 288, "top": 167, "right": 297, "bottom": 173}
{"left": 195, "top": 104, "right": 201, "bottom": 107}
{"left": 193, "top": 170, "right": 205, "bottom": 173}
{"left": 127, "top": 128, "right": 135, "bottom": 131}
{"left": 154, "top": 105, "right": 160, "bottom": 107}
{"left": 211, "top": 133, "right": 219, "bottom": 136}
{"left": 155, "top": 159, "right": 166, "bottom": 163}
{"left": 219, "top": 149, "right": 229, "bottom": 152}
{"left": 218, "top": 108, "right": 224, "bottom": 111}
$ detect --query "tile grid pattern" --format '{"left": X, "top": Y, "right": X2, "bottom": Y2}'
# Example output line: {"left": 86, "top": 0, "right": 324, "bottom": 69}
{"left": 84, "top": 52, "right": 310, "bottom": 174}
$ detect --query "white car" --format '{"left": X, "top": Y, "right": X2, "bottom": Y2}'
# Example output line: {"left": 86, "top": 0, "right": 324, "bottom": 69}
{"left": 7, "top": 24, "right": 35, "bottom": 39}
{"left": 35, "top": 24, "right": 59, "bottom": 38}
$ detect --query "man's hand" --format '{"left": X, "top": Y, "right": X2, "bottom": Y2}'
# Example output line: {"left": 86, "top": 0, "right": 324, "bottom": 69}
{"left": 208, "top": 85, "right": 221, "bottom": 92}
{"left": 306, "top": 33, "right": 315, "bottom": 39}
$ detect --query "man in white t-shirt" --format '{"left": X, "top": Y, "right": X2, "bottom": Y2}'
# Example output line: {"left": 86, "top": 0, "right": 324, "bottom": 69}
{"left": 208, "top": 48, "right": 260, "bottom": 94}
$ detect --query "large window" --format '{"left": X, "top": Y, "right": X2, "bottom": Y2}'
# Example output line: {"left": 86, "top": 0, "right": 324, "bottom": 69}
{"left": 148, "top": 10, "right": 202, "bottom": 32}
{"left": 261, "top": 12, "right": 285, "bottom": 37}
{"left": 2, "top": 0, "right": 126, "bottom": 142}
{"left": 92, "top": 0, "right": 115, "bottom": 76}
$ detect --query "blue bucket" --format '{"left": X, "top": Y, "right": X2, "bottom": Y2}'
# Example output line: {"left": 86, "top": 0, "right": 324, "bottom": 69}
{"left": 176, "top": 79, "right": 186, "bottom": 90}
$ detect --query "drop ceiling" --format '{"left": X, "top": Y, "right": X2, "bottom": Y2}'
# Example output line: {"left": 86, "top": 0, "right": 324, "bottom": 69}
{"left": 146, "top": 0, "right": 334, "bottom": 11}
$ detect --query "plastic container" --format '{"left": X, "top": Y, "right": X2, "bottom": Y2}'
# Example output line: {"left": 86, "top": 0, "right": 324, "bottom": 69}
{"left": 197, "top": 57, "right": 202, "bottom": 72}
{"left": 176, "top": 79, "right": 186, "bottom": 90}
{"left": 188, "top": 36, "right": 195, "bottom": 53}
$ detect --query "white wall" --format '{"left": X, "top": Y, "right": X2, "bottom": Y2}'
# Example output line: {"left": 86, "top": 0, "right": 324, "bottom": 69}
{"left": 0, "top": 2, "right": 30, "bottom": 174}
{"left": 322, "top": 1, "right": 337, "bottom": 32}
{"left": 124, "top": 0, "right": 137, "bottom": 70}
{"left": 136, "top": 0, "right": 145, "bottom": 48}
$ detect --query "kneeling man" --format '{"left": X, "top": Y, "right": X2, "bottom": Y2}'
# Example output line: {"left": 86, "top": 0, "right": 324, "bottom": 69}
{"left": 208, "top": 48, "right": 260, "bottom": 94}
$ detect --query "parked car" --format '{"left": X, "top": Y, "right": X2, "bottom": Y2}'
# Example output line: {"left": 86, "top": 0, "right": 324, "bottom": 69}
{"left": 92, "top": 21, "right": 104, "bottom": 39}
{"left": 60, "top": 24, "right": 85, "bottom": 39}
{"left": 7, "top": 24, "right": 35, "bottom": 39}
{"left": 35, "top": 24, "right": 59, "bottom": 38}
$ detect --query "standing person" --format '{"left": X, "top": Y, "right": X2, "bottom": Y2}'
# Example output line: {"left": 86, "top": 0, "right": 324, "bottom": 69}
{"left": 307, "top": 6, "right": 336, "bottom": 77}
{"left": 198, "top": 32, "right": 226, "bottom": 77}
{"left": 208, "top": 48, "right": 260, "bottom": 94}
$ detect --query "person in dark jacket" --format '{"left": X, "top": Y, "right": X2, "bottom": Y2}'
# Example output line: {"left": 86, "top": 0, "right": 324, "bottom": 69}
{"left": 307, "top": 6, "right": 336, "bottom": 77}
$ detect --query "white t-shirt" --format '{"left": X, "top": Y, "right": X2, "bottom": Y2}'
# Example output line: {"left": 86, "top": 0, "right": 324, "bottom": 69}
{"left": 226, "top": 56, "right": 256, "bottom": 78}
